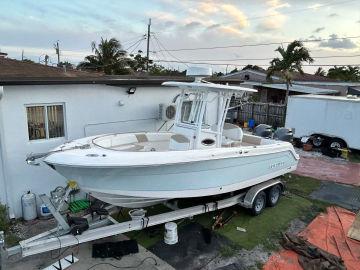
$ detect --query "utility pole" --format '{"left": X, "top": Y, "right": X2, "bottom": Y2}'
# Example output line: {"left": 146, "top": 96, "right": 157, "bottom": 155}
{"left": 146, "top": 18, "right": 151, "bottom": 72}
{"left": 54, "top": 41, "right": 60, "bottom": 66}
{"left": 44, "top": 55, "right": 49, "bottom": 66}
{"left": 21, "top": 50, "right": 24, "bottom": 61}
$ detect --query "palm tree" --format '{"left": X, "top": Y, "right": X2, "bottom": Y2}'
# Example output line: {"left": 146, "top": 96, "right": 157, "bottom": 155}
{"left": 267, "top": 41, "right": 314, "bottom": 105}
{"left": 314, "top": 67, "right": 326, "bottom": 77}
{"left": 327, "top": 66, "right": 360, "bottom": 81}
{"left": 77, "top": 38, "right": 129, "bottom": 74}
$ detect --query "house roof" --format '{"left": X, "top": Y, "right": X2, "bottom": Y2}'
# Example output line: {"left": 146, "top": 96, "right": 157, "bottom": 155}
{"left": 0, "top": 57, "right": 243, "bottom": 86}
{"left": 258, "top": 83, "right": 339, "bottom": 95}
{"left": 222, "top": 68, "right": 339, "bottom": 83}
{"left": 0, "top": 57, "right": 103, "bottom": 79}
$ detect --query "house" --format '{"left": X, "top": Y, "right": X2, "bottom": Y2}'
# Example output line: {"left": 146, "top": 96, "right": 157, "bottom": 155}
{"left": 222, "top": 69, "right": 360, "bottom": 103}
{"left": 0, "top": 56, "right": 242, "bottom": 217}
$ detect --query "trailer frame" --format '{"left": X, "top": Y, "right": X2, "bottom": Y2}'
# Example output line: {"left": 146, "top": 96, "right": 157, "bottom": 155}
{"left": 0, "top": 178, "right": 283, "bottom": 268}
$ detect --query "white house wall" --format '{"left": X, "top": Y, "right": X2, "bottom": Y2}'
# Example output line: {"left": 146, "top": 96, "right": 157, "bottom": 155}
{"left": 0, "top": 84, "right": 180, "bottom": 217}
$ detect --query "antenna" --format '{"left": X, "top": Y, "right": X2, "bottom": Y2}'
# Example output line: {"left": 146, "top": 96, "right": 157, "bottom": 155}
{"left": 54, "top": 41, "right": 60, "bottom": 66}
{"left": 146, "top": 18, "right": 151, "bottom": 72}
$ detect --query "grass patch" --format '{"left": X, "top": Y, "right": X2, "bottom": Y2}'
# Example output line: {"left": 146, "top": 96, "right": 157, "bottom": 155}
{"left": 0, "top": 204, "right": 21, "bottom": 247}
{"left": 195, "top": 194, "right": 312, "bottom": 250}
{"left": 283, "top": 174, "right": 321, "bottom": 196}
{"left": 349, "top": 151, "right": 360, "bottom": 163}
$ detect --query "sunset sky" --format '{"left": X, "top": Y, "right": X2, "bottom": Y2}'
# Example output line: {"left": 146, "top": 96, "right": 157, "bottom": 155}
{"left": 1, "top": 0, "right": 359, "bottom": 73}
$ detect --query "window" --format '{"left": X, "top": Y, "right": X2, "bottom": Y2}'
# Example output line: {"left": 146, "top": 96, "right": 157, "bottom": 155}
{"left": 27, "top": 104, "right": 65, "bottom": 140}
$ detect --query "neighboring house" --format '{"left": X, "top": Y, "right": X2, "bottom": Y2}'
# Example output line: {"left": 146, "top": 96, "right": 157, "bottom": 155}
{"left": 0, "top": 56, "right": 242, "bottom": 217}
{"left": 222, "top": 69, "right": 360, "bottom": 103}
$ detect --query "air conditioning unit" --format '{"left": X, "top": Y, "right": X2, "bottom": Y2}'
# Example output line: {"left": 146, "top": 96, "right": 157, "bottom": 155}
{"left": 159, "top": 103, "right": 176, "bottom": 121}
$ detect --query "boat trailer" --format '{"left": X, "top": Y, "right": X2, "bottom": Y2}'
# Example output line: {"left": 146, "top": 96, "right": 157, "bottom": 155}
{"left": 0, "top": 178, "right": 283, "bottom": 269}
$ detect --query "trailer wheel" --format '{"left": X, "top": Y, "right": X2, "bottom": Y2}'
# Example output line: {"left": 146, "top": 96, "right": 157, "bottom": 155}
{"left": 250, "top": 191, "right": 266, "bottom": 216}
{"left": 267, "top": 185, "right": 281, "bottom": 207}
{"left": 329, "top": 138, "right": 346, "bottom": 149}
{"left": 312, "top": 135, "right": 324, "bottom": 147}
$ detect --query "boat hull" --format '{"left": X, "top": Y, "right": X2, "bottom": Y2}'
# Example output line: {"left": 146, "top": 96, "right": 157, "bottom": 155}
{"left": 51, "top": 150, "right": 298, "bottom": 208}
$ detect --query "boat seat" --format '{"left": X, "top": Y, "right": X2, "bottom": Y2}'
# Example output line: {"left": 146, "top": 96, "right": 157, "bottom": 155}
{"left": 135, "top": 134, "right": 148, "bottom": 143}
{"left": 169, "top": 134, "right": 190, "bottom": 151}
{"left": 223, "top": 123, "right": 243, "bottom": 142}
{"left": 242, "top": 134, "right": 262, "bottom": 145}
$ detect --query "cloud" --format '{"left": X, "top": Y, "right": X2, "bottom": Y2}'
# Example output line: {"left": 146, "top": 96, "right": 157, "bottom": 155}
{"left": 220, "top": 4, "right": 248, "bottom": 28}
{"left": 328, "top": 13, "right": 338, "bottom": 17}
{"left": 257, "top": 0, "right": 289, "bottom": 31}
{"left": 319, "top": 34, "right": 357, "bottom": 49}
{"left": 207, "top": 23, "right": 221, "bottom": 30}
{"left": 308, "top": 3, "right": 323, "bottom": 10}
{"left": 184, "top": 21, "right": 202, "bottom": 29}
{"left": 357, "top": 20, "right": 360, "bottom": 23}
{"left": 313, "top": 27, "right": 325, "bottom": 33}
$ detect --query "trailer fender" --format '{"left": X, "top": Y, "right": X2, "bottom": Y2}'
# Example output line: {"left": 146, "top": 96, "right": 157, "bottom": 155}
{"left": 240, "top": 179, "right": 284, "bottom": 209}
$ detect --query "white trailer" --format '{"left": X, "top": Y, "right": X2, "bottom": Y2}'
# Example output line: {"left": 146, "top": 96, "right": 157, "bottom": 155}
{"left": 285, "top": 95, "right": 360, "bottom": 150}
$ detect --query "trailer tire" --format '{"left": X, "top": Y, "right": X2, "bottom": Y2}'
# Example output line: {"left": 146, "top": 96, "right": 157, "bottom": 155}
{"left": 267, "top": 185, "right": 281, "bottom": 207}
{"left": 329, "top": 138, "right": 346, "bottom": 149}
{"left": 312, "top": 135, "right": 325, "bottom": 147}
{"left": 250, "top": 191, "right": 266, "bottom": 216}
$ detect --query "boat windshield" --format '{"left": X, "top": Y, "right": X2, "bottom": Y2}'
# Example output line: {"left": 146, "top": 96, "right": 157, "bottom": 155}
{"left": 180, "top": 93, "right": 207, "bottom": 126}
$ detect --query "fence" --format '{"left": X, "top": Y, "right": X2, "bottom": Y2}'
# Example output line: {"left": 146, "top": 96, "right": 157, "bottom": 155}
{"left": 229, "top": 102, "right": 286, "bottom": 128}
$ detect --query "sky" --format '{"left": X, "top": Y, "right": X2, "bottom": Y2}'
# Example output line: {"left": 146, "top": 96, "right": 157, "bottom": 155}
{"left": 0, "top": 0, "right": 359, "bottom": 73}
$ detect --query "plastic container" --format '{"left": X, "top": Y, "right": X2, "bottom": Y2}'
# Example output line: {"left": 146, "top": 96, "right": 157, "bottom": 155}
{"left": 164, "top": 222, "right": 178, "bottom": 245}
{"left": 248, "top": 119, "right": 255, "bottom": 129}
{"left": 22, "top": 191, "right": 37, "bottom": 221}
{"left": 39, "top": 204, "right": 52, "bottom": 218}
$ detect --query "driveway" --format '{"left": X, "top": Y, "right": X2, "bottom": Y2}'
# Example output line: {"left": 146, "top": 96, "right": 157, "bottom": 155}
{"left": 295, "top": 155, "right": 360, "bottom": 186}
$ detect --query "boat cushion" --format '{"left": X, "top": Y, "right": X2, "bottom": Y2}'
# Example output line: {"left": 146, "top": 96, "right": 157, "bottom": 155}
{"left": 135, "top": 134, "right": 148, "bottom": 143}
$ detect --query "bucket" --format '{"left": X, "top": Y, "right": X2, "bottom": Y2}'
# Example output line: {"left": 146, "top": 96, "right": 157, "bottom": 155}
{"left": 128, "top": 209, "right": 147, "bottom": 220}
{"left": 164, "top": 222, "right": 178, "bottom": 245}
{"left": 248, "top": 119, "right": 255, "bottom": 129}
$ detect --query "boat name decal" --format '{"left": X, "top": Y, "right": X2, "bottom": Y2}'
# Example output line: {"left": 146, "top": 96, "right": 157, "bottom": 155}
{"left": 269, "top": 162, "right": 285, "bottom": 169}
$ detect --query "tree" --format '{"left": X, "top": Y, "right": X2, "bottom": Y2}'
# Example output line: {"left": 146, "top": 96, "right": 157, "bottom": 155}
{"left": 58, "top": 61, "right": 74, "bottom": 69}
{"left": 128, "top": 51, "right": 185, "bottom": 76}
{"left": 267, "top": 40, "right": 314, "bottom": 105}
{"left": 314, "top": 67, "right": 326, "bottom": 77}
{"left": 22, "top": 59, "right": 35, "bottom": 64}
{"left": 242, "top": 65, "right": 264, "bottom": 71}
{"left": 77, "top": 38, "right": 129, "bottom": 75}
{"left": 229, "top": 68, "right": 239, "bottom": 74}
{"left": 327, "top": 66, "right": 360, "bottom": 82}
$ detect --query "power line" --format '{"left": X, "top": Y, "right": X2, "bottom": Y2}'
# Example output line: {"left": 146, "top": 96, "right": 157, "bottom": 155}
{"left": 158, "top": 54, "right": 360, "bottom": 62}
{"left": 152, "top": 59, "right": 360, "bottom": 67}
{"left": 125, "top": 37, "right": 146, "bottom": 51}
{"left": 152, "top": 34, "right": 189, "bottom": 67}
{"left": 154, "top": 35, "right": 360, "bottom": 52}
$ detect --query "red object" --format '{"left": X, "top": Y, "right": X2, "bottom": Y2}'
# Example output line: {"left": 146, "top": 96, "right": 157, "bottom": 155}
{"left": 295, "top": 156, "right": 360, "bottom": 186}
{"left": 264, "top": 207, "right": 360, "bottom": 270}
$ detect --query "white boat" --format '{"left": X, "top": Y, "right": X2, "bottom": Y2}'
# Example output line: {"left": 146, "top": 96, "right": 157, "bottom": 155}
{"left": 42, "top": 68, "right": 299, "bottom": 208}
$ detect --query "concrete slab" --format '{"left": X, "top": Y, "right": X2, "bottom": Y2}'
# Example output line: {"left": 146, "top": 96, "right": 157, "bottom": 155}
{"left": 5, "top": 234, "right": 174, "bottom": 270}
{"left": 310, "top": 182, "right": 360, "bottom": 211}
{"left": 295, "top": 156, "right": 360, "bottom": 186}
